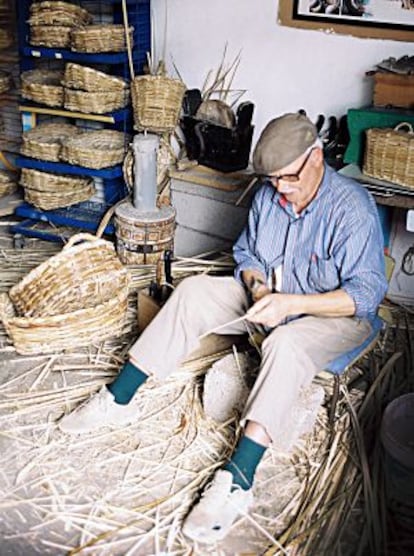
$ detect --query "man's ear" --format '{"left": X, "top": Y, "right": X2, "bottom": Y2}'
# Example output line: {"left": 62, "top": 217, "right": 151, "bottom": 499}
{"left": 312, "top": 146, "right": 324, "bottom": 165}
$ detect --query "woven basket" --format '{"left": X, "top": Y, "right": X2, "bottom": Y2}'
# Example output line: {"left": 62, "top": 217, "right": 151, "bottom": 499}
{"left": 60, "top": 129, "right": 128, "bottom": 169}
{"left": 9, "top": 232, "right": 130, "bottom": 317}
{"left": 0, "top": 70, "right": 12, "bottom": 94}
{"left": 29, "top": 1, "right": 92, "bottom": 26}
{"left": 21, "top": 69, "right": 64, "bottom": 107}
{"left": 0, "top": 169, "right": 17, "bottom": 197}
{"left": 363, "top": 123, "right": 414, "bottom": 189}
{"left": 131, "top": 75, "right": 186, "bottom": 133}
{"left": 70, "top": 24, "right": 134, "bottom": 53}
{"left": 20, "top": 168, "right": 95, "bottom": 210}
{"left": 21, "top": 122, "right": 81, "bottom": 162}
{"left": 63, "top": 63, "right": 128, "bottom": 92}
{"left": 0, "top": 291, "right": 129, "bottom": 355}
{"left": 29, "top": 25, "right": 72, "bottom": 48}
{"left": 64, "top": 88, "right": 130, "bottom": 114}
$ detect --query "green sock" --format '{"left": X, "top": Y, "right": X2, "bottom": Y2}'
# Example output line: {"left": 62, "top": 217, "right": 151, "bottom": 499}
{"left": 224, "top": 435, "right": 267, "bottom": 490}
{"left": 107, "top": 361, "right": 148, "bottom": 405}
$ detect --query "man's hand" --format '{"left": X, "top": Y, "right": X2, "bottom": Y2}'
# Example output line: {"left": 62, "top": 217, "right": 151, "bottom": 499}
{"left": 242, "top": 270, "right": 271, "bottom": 303}
{"left": 246, "top": 293, "right": 297, "bottom": 328}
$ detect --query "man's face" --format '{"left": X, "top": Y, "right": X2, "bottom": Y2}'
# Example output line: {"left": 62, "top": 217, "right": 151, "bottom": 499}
{"left": 266, "top": 147, "right": 323, "bottom": 212}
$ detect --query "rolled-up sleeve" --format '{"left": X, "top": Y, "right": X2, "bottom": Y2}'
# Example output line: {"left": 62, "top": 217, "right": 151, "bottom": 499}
{"left": 335, "top": 203, "right": 388, "bottom": 319}
{"left": 233, "top": 188, "right": 267, "bottom": 283}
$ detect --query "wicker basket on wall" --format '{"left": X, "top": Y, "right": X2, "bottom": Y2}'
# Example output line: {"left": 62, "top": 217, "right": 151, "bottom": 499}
{"left": 20, "top": 168, "right": 95, "bottom": 210}
{"left": 0, "top": 70, "right": 12, "bottom": 94}
{"left": 21, "top": 69, "right": 64, "bottom": 108}
{"left": 21, "top": 122, "right": 81, "bottom": 162}
{"left": 70, "top": 24, "right": 134, "bottom": 53}
{"left": 0, "top": 169, "right": 17, "bottom": 197}
{"left": 1, "top": 233, "right": 130, "bottom": 354}
{"left": 131, "top": 75, "right": 186, "bottom": 133}
{"left": 63, "top": 63, "right": 128, "bottom": 92}
{"left": 363, "top": 123, "right": 414, "bottom": 189}
{"left": 64, "top": 88, "right": 130, "bottom": 114}
{"left": 60, "top": 129, "right": 129, "bottom": 169}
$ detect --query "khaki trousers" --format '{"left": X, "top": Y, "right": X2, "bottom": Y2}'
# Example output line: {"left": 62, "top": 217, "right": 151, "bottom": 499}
{"left": 129, "top": 275, "right": 372, "bottom": 443}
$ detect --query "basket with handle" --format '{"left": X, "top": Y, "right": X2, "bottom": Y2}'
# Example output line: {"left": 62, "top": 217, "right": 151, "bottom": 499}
{"left": 1, "top": 233, "right": 131, "bottom": 355}
{"left": 363, "top": 122, "right": 414, "bottom": 189}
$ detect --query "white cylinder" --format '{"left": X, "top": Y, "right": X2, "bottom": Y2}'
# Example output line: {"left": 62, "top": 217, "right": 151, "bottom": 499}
{"left": 132, "top": 133, "right": 159, "bottom": 212}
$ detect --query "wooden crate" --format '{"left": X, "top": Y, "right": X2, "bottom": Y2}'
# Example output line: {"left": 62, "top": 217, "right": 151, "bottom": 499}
{"left": 373, "top": 72, "right": 414, "bottom": 110}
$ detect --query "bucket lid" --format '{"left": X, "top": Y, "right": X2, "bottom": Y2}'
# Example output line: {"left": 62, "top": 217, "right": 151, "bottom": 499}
{"left": 380, "top": 393, "right": 414, "bottom": 469}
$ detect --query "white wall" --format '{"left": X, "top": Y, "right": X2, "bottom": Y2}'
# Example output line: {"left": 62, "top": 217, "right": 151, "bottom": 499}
{"left": 152, "top": 0, "right": 413, "bottom": 142}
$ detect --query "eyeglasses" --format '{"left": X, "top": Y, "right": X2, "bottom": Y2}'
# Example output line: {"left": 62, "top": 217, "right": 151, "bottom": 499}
{"left": 265, "top": 148, "right": 315, "bottom": 185}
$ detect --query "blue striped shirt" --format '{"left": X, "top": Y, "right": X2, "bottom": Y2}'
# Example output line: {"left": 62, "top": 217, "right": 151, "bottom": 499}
{"left": 233, "top": 164, "right": 387, "bottom": 322}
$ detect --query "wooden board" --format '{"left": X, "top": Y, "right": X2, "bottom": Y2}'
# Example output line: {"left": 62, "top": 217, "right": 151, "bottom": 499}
{"left": 169, "top": 163, "right": 254, "bottom": 192}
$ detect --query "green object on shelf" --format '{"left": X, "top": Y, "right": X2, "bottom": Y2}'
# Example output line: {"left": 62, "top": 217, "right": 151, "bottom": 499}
{"left": 345, "top": 106, "right": 414, "bottom": 166}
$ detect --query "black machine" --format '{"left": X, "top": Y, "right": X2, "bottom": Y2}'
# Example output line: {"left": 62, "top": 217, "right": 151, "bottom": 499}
{"left": 180, "top": 89, "right": 254, "bottom": 173}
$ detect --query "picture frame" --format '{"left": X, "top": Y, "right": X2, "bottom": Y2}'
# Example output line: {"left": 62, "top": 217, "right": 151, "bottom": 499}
{"left": 278, "top": 0, "right": 414, "bottom": 42}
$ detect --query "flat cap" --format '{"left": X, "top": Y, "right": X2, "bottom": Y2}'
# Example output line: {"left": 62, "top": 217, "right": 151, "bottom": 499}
{"left": 253, "top": 112, "right": 318, "bottom": 175}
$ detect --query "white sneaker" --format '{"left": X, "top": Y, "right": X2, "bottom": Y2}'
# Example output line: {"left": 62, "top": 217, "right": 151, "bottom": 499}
{"left": 182, "top": 469, "right": 253, "bottom": 544}
{"left": 58, "top": 386, "right": 139, "bottom": 435}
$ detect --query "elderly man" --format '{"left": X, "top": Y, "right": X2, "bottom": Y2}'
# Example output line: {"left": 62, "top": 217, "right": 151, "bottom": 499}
{"left": 59, "top": 113, "right": 387, "bottom": 543}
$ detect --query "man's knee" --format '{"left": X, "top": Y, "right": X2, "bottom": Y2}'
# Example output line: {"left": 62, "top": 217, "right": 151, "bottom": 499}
{"left": 173, "top": 274, "right": 214, "bottom": 304}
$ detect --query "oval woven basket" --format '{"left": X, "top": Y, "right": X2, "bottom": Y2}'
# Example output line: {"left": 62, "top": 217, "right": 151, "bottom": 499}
{"left": 0, "top": 291, "right": 129, "bottom": 355}
{"left": 60, "top": 129, "right": 129, "bottom": 169}
{"left": 9, "top": 232, "right": 130, "bottom": 317}
{"left": 29, "top": 25, "right": 72, "bottom": 48}
{"left": 64, "top": 88, "right": 130, "bottom": 114}
{"left": 131, "top": 75, "right": 186, "bottom": 133}
{"left": 21, "top": 69, "right": 64, "bottom": 107}
{"left": 20, "top": 168, "right": 95, "bottom": 210}
{"left": 0, "top": 70, "right": 12, "bottom": 94}
{"left": 64, "top": 63, "right": 128, "bottom": 92}
{"left": 29, "top": 1, "right": 92, "bottom": 26}
{"left": 363, "top": 123, "right": 414, "bottom": 189}
{"left": 21, "top": 122, "right": 81, "bottom": 162}
{"left": 70, "top": 24, "right": 134, "bottom": 53}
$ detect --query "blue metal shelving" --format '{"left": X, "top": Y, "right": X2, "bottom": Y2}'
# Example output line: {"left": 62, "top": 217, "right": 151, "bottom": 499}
{"left": 15, "top": 0, "right": 151, "bottom": 241}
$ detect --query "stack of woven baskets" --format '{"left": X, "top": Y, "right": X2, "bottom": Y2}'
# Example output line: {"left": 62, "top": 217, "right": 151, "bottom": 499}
{"left": 28, "top": 1, "right": 133, "bottom": 53}
{"left": 63, "top": 63, "right": 129, "bottom": 114}
{"left": 0, "top": 169, "right": 17, "bottom": 198}
{"left": 363, "top": 122, "right": 414, "bottom": 189}
{"left": 0, "top": 69, "right": 12, "bottom": 94}
{"left": 0, "top": 234, "right": 130, "bottom": 354}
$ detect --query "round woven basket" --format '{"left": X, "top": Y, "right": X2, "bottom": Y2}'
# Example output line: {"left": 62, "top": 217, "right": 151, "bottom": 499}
{"left": 9, "top": 233, "right": 130, "bottom": 317}
{"left": 29, "top": 1, "right": 92, "bottom": 26}
{"left": 21, "top": 122, "right": 81, "bottom": 162}
{"left": 64, "top": 88, "right": 130, "bottom": 114}
{"left": 63, "top": 63, "right": 128, "bottom": 92}
{"left": 20, "top": 168, "right": 95, "bottom": 210}
{"left": 21, "top": 69, "right": 64, "bottom": 107}
{"left": 0, "top": 291, "right": 129, "bottom": 355}
{"left": 70, "top": 24, "right": 134, "bottom": 53}
{"left": 29, "top": 25, "right": 73, "bottom": 48}
{"left": 60, "top": 129, "right": 129, "bottom": 169}
{"left": 131, "top": 75, "right": 186, "bottom": 133}
{"left": 0, "top": 70, "right": 12, "bottom": 94}
{"left": 0, "top": 169, "right": 17, "bottom": 197}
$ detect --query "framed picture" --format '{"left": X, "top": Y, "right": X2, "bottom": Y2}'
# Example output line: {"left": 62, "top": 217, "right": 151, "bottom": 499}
{"left": 278, "top": 0, "right": 414, "bottom": 41}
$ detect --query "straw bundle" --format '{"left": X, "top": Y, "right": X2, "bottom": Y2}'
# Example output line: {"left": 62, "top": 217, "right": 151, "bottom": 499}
{"left": 363, "top": 123, "right": 414, "bottom": 189}
{"left": 63, "top": 63, "right": 128, "bottom": 92}
{"left": 29, "top": 25, "right": 72, "bottom": 48}
{"left": 0, "top": 169, "right": 17, "bottom": 197}
{"left": 0, "top": 69, "right": 12, "bottom": 94}
{"left": 0, "top": 290, "right": 129, "bottom": 355}
{"left": 60, "top": 129, "right": 128, "bottom": 169}
{"left": 131, "top": 75, "right": 186, "bottom": 133}
{"left": 20, "top": 122, "right": 81, "bottom": 162}
{"left": 0, "top": 27, "right": 12, "bottom": 49}
{"left": 20, "top": 168, "right": 95, "bottom": 210}
{"left": 29, "top": 1, "right": 92, "bottom": 27}
{"left": 21, "top": 69, "right": 64, "bottom": 108}
{"left": 9, "top": 233, "right": 130, "bottom": 317}
{"left": 64, "top": 88, "right": 130, "bottom": 114}
{"left": 70, "top": 24, "right": 134, "bottom": 53}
